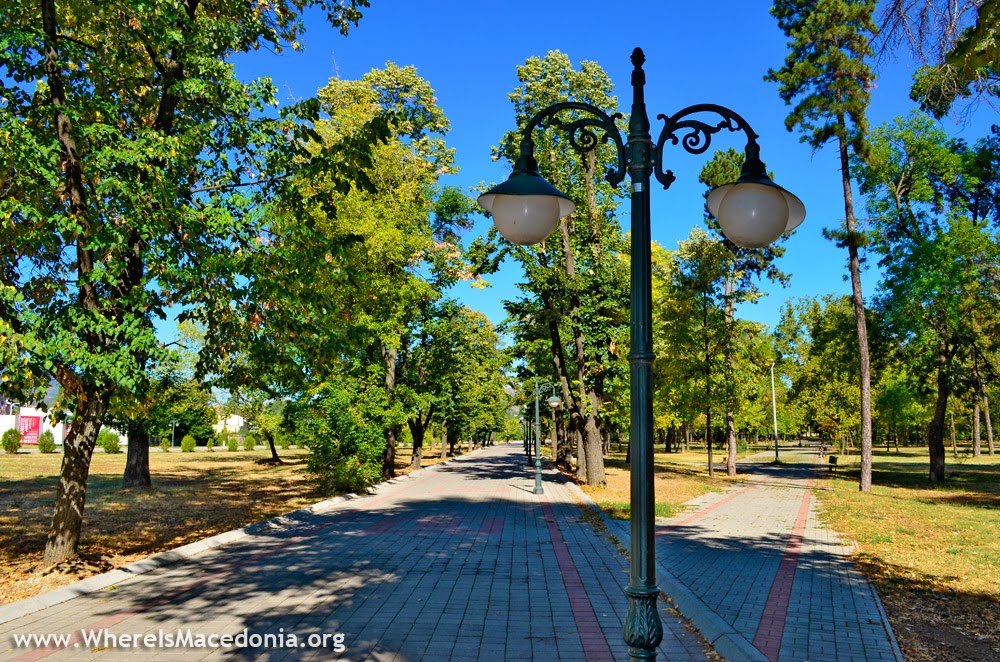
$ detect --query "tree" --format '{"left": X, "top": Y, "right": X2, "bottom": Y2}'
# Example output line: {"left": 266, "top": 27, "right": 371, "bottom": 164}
{"left": 698, "top": 149, "right": 792, "bottom": 475}
{"left": 767, "top": 0, "right": 879, "bottom": 492}
{"left": 856, "top": 111, "right": 1000, "bottom": 482}
{"left": 0, "top": 0, "right": 369, "bottom": 566}
{"left": 476, "top": 51, "right": 630, "bottom": 486}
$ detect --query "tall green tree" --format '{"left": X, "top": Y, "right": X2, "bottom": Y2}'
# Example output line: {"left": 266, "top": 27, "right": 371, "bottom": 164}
{"left": 0, "top": 0, "right": 370, "bottom": 565}
{"left": 698, "top": 149, "right": 791, "bottom": 475}
{"left": 475, "top": 50, "right": 630, "bottom": 486}
{"left": 767, "top": 0, "right": 879, "bottom": 491}
{"left": 856, "top": 111, "right": 1000, "bottom": 482}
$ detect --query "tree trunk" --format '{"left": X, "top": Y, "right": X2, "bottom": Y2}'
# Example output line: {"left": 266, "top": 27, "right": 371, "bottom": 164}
{"left": 973, "top": 403, "right": 982, "bottom": 457}
{"left": 381, "top": 345, "right": 398, "bottom": 479}
{"left": 706, "top": 408, "right": 714, "bottom": 478}
{"left": 576, "top": 429, "right": 587, "bottom": 482}
{"left": 441, "top": 423, "right": 449, "bottom": 459}
{"left": 263, "top": 429, "right": 282, "bottom": 464}
{"left": 928, "top": 357, "right": 950, "bottom": 484}
{"left": 985, "top": 397, "right": 995, "bottom": 456}
{"left": 408, "top": 419, "right": 425, "bottom": 470}
{"left": 123, "top": 426, "right": 151, "bottom": 489}
{"left": 43, "top": 394, "right": 109, "bottom": 566}
{"left": 838, "top": 131, "right": 874, "bottom": 493}
{"left": 725, "top": 412, "right": 737, "bottom": 477}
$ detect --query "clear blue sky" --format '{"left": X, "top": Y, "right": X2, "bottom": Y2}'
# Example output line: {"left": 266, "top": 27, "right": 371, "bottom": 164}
{"left": 230, "top": 1, "right": 994, "bottom": 332}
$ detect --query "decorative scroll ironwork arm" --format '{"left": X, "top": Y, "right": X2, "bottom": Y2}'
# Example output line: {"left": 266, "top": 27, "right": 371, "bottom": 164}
{"left": 653, "top": 103, "right": 763, "bottom": 189}
{"left": 515, "top": 102, "right": 628, "bottom": 187}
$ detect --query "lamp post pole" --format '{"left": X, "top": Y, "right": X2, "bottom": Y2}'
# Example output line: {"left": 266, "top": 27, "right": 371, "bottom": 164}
{"left": 478, "top": 48, "right": 804, "bottom": 661}
{"left": 533, "top": 376, "right": 544, "bottom": 494}
{"left": 771, "top": 360, "right": 780, "bottom": 462}
{"left": 532, "top": 379, "right": 562, "bottom": 495}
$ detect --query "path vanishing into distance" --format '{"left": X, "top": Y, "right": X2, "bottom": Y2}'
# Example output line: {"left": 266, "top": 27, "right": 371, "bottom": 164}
{"left": 0, "top": 443, "right": 902, "bottom": 661}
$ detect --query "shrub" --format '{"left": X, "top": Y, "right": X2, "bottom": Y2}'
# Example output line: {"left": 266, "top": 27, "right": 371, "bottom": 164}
{"left": 160, "top": 437, "right": 171, "bottom": 452}
{"left": 38, "top": 430, "right": 57, "bottom": 453}
{"left": 276, "top": 435, "right": 291, "bottom": 450}
{"left": 98, "top": 430, "right": 122, "bottom": 454}
{"left": 180, "top": 434, "right": 196, "bottom": 452}
{"left": 226, "top": 437, "right": 239, "bottom": 452}
{"left": 242, "top": 434, "right": 256, "bottom": 451}
{"left": 205, "top": 436, "right": 215, "bottom": 452}
{"left": 287, "top": 382, "right": 386, "bottom": 494}
{"left": 2, "top": 428, "right": 21, "bottom": 454}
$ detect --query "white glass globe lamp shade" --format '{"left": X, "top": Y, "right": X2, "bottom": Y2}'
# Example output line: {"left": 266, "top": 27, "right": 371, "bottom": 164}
{"left": 478, "top": 168, "right": 575, "bottom": 246}
{"left": 546, "top": 395, "right": 562, "bottom": 408}
{"left": 707, "top": 179, "right": 805, "bottom": 249}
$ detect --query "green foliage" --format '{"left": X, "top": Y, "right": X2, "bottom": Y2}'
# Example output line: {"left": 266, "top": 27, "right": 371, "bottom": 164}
{"left": 99, "top": 431, "right": 121, "bottom": 454}
{"left": 242, "top": 435, "right": 256, "bottom": 451}
{"left": 2, "top": 429, "right": 21, "bottom": 454}
{"left": 160, "top": 437, "right": 171, "bottom": 452}
{"left": 180, "top": 435, "right": 196, "bottom": 453}
{"left": 276, "top": 435, "right": 292, "bottom": 450}
{"left": 287, "top": 382, "right": 386, "bottom": 494}
{"left": 226, "top": 437, "right": 239, "bottom": 452}
{"left": 205, "top": 436, "right": 216, "bottom": 452}
{"left": 37, "top": 430, "right": 57, "bottom": 454}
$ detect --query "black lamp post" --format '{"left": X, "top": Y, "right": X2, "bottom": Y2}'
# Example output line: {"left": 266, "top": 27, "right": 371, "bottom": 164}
{"left": 479, "top": 48, "right": 804, "bottom": 661}
{"left": 532, "top": 377, "right": 562, "bottom": 495}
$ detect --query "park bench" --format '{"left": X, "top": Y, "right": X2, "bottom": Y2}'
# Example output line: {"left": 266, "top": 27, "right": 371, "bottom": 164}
{"left": 828, "top": 455, "right": 838, "bottom": 471}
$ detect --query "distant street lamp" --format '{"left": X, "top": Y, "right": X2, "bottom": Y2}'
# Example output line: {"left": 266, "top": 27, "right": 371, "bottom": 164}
{"left": 171, "top": 420, "right": 177, "bottom": 448}
{"left": 770, "top": 360, "right": 780, "bottom": 462}
{"left": 479, "top": 48, "right": 804, "bottom": 660}
{"left": 532, "top": 377, "right": 562, "bottom": 495}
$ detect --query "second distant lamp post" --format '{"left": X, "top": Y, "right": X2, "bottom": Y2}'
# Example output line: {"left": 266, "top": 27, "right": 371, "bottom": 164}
{"left": 479, "top": 48, "right": 804, "bottom": 661}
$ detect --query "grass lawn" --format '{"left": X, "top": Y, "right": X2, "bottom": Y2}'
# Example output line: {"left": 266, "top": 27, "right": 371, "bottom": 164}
{"left": 0, "top": 442, "right": 455, "bottom": 606}
{"left": 809, "top": 448, "right": 1000, "bottom": 661}
{"left": 571, "top": 446, "right": 749, "bottom": 520}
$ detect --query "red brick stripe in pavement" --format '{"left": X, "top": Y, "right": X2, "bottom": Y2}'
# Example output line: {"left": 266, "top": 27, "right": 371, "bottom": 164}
{"left": 540, "top": 496, "right": 615, "bottom": 662}
{"left": 657, "top": 484, "right": 756, "bottom": 533}
{"left": 752, "top": 480, "right": 813, "bottom": 661}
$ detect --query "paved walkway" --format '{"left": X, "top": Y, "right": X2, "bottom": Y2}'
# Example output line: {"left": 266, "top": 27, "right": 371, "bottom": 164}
{"left": 0, "top": 443, "right": 902, "bottom": 661}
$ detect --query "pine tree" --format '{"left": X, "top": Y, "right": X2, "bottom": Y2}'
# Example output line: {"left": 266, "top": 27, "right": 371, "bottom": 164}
{"left": 766, "top": 0, "right": 878, "bottom": 492}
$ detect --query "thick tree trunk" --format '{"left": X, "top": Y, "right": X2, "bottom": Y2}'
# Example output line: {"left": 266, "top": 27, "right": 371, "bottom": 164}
{"left": 837, "top": 133, "right": 874, "bottom": 492}
{"left": 43, "top": 394, "right": 109, "bottom": 566}
{"left": 382, "top": 427, "right": 398, "bottom": 479}
{"left": 408, "top": 420, "right": 425, "bottom": 470}
{"left": 262, "top": 429, "right": 282, "bottom": 464}
{"left": 123, "top": 427, "right": 151, "bottom": 489}
{"left": 725, "top": 412, "right": 737, "bottom": 477}
{"left": 928, "top": 359, "right": 950, "bottom": 484}
{"left": 440, "top": 423, "right": 449, "bottom": 459}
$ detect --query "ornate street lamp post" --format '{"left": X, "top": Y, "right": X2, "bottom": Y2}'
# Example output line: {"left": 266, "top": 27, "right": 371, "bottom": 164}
{"left": 479, "top": 48, "right": 804, "bottom": 661}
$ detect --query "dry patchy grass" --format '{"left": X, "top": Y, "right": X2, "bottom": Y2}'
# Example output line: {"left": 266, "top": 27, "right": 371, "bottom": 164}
{"left": 0, "top": 443, "right": 456, "bottom": 607}
{"left": 813, "top": 449, "right": 1000, "bottom": 661}
{"left": 572, "top": 449, "right": 734, "bottom": 520}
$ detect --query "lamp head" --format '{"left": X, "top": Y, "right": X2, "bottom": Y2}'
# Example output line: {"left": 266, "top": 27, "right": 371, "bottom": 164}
{"left": 706, "top": 145, "right": 805, "bottom": 249}
{"left": 478, "top": 152, "right": 575, "bottom": 245}
{"left": 546, "top": 395, "right": 562, "bottom": 408}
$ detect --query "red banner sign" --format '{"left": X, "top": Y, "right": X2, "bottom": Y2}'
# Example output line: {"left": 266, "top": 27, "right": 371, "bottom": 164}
{"left": 18, "top": 416, "right": 41, "bottom": 445}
